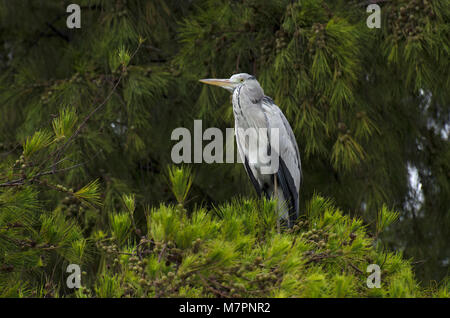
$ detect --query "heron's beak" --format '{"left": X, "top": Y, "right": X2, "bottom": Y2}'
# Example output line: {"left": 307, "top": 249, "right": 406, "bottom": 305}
{"left": 199, "top": 78, "right": 236, "bottom": 90}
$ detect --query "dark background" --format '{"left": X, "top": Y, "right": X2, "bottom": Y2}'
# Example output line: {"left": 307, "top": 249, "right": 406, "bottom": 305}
{"left": 0, "top": 0, "right": 448, "bottom": 286}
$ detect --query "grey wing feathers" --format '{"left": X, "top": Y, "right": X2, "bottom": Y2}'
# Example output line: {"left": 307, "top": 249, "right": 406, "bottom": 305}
{"left": 263, "top": 97, "right": 301, "bottom": 177}
{"left": 244, "top": 156, "right": 262, "bottom": 197}
{"left": 262, "top": 96, "right": 302, "bottom": 224}
{"left": 277, "top": 157, "right": 299, "bottom": 224}
{"left": 235, "top": 128, "right": 262, "bottom": 197}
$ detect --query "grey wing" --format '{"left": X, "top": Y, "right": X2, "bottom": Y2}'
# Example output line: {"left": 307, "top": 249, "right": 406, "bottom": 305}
{"left": 262, "top": 96, "right": 302, "bottom": 223}
{"left": 235, "top": 127, "right": 262, "bottom": 197}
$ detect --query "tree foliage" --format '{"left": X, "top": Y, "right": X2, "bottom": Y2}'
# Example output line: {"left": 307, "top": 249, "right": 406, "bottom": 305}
{"left": 0, "top": 0, "right": 448, "bottom": 296}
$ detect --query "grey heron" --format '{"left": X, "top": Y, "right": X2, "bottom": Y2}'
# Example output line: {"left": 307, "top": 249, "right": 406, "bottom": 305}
{"left": 200, "top": 73, "right": 301, "bottom": 228}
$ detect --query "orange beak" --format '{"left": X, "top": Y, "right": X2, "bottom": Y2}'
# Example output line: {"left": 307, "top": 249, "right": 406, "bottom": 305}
{"left": 199, "top": 78, "right": 236, "bottom": 89}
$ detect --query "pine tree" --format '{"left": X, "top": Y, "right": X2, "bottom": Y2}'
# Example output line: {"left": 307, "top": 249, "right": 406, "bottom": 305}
{"left": 0, "top": 0, "right": 448, "bottom": 296}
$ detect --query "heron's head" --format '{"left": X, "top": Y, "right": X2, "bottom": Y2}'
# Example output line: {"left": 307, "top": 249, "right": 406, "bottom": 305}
{"left": 199, "top": 73, "right": 255, "bottom": 92}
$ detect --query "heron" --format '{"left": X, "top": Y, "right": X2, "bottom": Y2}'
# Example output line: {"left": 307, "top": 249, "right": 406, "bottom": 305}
{"left": 199, "top": 73, "right": 301, "bottom": 228}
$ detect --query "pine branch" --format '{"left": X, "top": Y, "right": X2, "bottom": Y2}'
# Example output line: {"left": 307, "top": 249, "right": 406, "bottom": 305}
{"left": 45, "top": 23, "right": 70, "bottom": 42}
{"left": 0, "top": 149, "right": 102, "bottom": 187}
{"left": 48, "top": 41, "right": 143, "bottom": 165}
{"left": 0, "top": 163, "right": 85, "bottom": 187}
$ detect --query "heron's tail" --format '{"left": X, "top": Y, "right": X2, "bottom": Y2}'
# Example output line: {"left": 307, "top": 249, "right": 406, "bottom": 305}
{"left": 272, "top": 187, "right": 293, "bottom": 228}
{"left": 274, "top": 172, "right": 299, "bottom": 228}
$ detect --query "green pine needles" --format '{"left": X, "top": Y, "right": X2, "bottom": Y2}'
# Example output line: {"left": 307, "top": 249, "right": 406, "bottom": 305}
{"left": 74, "top": 184, "right": 448, "bottom": 298}
{"left": 0, "top": 0, "right": 448, "bottom": 297}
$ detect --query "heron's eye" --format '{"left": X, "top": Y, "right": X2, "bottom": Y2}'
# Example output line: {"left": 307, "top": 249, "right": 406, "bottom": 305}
{"left": 240, "top": 78, "right": 244, "bottom": 82}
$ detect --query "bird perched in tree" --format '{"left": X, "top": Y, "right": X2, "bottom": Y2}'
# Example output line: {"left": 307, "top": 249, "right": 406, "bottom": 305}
{"left": 200, "top": 73, "right": 301, "bottom": 228}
